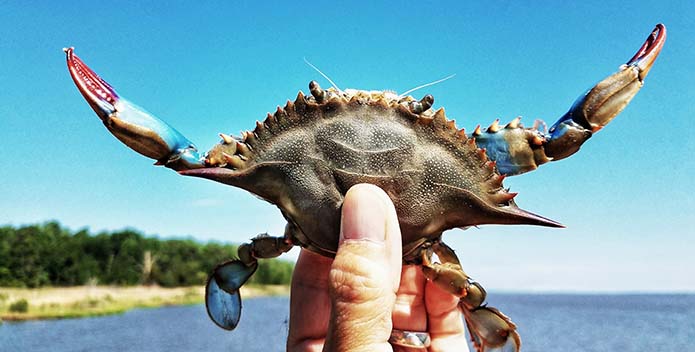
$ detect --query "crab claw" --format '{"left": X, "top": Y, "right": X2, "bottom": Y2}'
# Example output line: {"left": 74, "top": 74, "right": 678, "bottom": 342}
{"left": 545, "top": 24, "right": 666, "bottom": 160}
{"left": 64, "top": 47, "right": 205, "bottom": 170}
{"left": 205, "top": 260, "right": 258, "bottom": 330}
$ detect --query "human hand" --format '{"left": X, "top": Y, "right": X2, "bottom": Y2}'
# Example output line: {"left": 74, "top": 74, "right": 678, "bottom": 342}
{"left": 287, "top": 184, "right": 470, "bottom": 352}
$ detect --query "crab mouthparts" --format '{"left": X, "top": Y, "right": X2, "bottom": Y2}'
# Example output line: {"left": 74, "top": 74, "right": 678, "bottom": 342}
{"left": 64, "top": 47, "right": 120, "bottom": 118}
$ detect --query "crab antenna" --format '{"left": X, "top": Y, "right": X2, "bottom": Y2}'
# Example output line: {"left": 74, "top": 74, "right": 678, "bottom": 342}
{"left": 303, "top": 57, "right": 341, "bottom": 91}
{"left": 399, "top": 74, "right": 456, "bottom": 98}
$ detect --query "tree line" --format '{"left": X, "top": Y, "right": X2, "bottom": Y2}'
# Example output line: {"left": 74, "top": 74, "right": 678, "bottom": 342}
{"left": 0, "top": 222, "right": 294, "bottom": 288}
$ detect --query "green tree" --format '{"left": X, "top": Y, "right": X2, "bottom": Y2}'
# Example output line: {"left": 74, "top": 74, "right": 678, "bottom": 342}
{"left": 0, "top": 222, "right": 294, "bottom": 287}
{"left": 152, "top": 239, "right": 204, "bottom": 286}
{"left": 8, "top": 225, "right": 50, "bottom": 287}
{"left": 0, "top": 226, "right": 18, "bottom": 286}
{"left": 251, "top": 259, "right": 294, "bottom": 285}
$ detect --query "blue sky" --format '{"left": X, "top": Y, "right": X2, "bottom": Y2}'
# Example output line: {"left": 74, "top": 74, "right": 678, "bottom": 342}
{"left": 1, "top": 2, "right": 693, "bottom": 292}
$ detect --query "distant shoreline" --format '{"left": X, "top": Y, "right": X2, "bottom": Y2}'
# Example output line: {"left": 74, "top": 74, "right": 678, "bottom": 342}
{"left": 0, "top": 284, "right": 289, "bottom": 322}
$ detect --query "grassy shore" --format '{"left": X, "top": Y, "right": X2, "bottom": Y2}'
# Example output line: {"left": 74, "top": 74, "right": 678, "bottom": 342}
{"left": 0, "top": 284, "right": 289, "bottom": 322}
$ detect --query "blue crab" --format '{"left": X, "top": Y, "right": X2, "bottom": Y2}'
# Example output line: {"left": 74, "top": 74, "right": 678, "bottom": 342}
{"left": 65, "top": 24, "right": 665, "bottom": 352}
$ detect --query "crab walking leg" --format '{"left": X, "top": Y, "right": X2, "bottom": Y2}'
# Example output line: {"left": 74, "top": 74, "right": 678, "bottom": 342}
{"left": 206, "top": 232, "right": 294, "bottom": 330}
{"left": 422, "top": 242, "right": 520, "bottom": 352}
{"left": 473, "top": 24, "right": 666, "bottom": 176}
{"left": 64, "top": 47, "right": 206, "bottom": 171}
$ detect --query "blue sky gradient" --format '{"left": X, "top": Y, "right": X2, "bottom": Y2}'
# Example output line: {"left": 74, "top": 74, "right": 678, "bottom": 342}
{"left": 1, "top": 1, "right": 693, "bottom": 292}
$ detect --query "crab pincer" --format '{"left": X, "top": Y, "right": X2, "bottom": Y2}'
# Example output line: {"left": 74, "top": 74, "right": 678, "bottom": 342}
{"left": 543, "top": 24, "right": 666, "bottom": 160}
{"left": 472, "top": 24, "right": 666, "bottom": 175}
{"left": 64, "top": 47, "right": 205, "bottom": 171}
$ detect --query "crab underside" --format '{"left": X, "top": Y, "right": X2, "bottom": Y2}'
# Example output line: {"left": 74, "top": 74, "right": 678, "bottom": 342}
{"left": 65, "top": 24, "right": 665, "bottom": 352}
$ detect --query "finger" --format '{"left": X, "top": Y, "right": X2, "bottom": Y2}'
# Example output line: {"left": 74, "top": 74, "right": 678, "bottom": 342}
{"left": 370, "top": 185, "right": 404, "bottom": 291}
{"left": 392, "top": 266, "right": 427, "bottom": 352}
{"left": 425, "top": 278, "right": 470, "bottom": 352}
{"left": 393, "top": 266, "right": 427, "bottom": 329}
{"left": 324, "top": 184, "right": 402, "bottom": 352}
{"left": 287, "top": 249, "right": 333, "bottom": 352}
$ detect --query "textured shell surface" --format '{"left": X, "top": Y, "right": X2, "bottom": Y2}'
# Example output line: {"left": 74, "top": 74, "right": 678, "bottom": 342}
{"left": 195, "top": 87, "right": 553, "bottom": 258}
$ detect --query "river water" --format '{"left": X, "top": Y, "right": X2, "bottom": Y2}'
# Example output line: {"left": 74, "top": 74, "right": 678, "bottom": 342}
{"left": 1, "top": 294, "right": 693, "bottom": 351}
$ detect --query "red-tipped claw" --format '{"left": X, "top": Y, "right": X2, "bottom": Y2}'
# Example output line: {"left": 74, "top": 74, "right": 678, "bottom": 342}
{"left": 64, "top": 47, "right": 120, "bottom": 121}
{"left": 65, "top": 48, "right": 205, "bottom": 170}
{"left": 626, "top": 23, "right": 666, "bottom": 80}
{"left": 543, "top": 24, "right": 666, "bottom": 160}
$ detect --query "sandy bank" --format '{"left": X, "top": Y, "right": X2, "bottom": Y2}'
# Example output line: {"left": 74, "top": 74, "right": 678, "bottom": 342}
{"left": 0, "top": 284, "right": 288, "bottom": 322}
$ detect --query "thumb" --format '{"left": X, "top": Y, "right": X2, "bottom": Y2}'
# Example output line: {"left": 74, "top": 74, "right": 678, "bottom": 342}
{"left": 324, "top": 184, "right": 402, "bottom": 352}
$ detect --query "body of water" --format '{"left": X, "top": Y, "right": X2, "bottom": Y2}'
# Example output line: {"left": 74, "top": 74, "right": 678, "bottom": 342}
{"left": 1, "top": 294, "right": 693, "bottom": 351}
